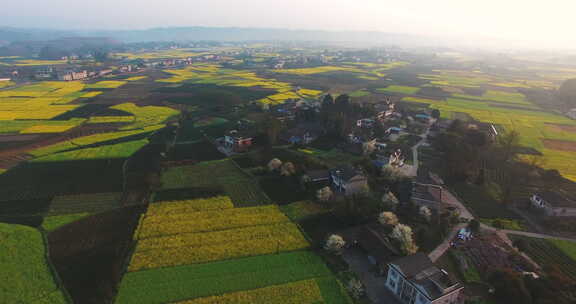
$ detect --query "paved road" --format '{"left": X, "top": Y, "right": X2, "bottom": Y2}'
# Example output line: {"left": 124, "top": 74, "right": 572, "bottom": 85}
{"left": 428, "top": 185, "right": 576, "bottom": 262}
{"left": 342, "top": 249, "right": 403, "bottom": 304}
{"left": 409, "top": 131, "right": 429, "bottom": 177}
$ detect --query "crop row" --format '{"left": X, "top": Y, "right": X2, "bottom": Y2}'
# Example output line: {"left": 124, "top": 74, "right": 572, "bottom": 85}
{"left": 147, "top": 196, "right": 234, "bottom": 215}
{"left": 129, "top": 223, "right": 308, "bottom": 271}
{"left": 115, "top": 251, "right": 332, "bottom": 304}
{"left": 136, "top": 205, "right": 288, "bottom": 239}
{"left": 175, "top": 279, "right": 323, "bottom": 304}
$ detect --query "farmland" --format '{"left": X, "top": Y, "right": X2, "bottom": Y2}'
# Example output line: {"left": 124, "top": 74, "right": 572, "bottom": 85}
{"left": 0, "top": 82, "right": 88, "bottom": 120}
{"left": 161, "top": 159, "right": 271, "bottom": 206}
{"left": 378, "top": 85, "right": 421, "bottom": 94}
{"left": 110, "top": 103, "right": 179, "bottom": 130}
{"left": 31, "top": 139, "right": 149, "bottom": 162}
{"left": 29, "top": 125, "right": 162, "bottom": 158}
{"left": 85, "top": 80, "right": 127, "bottom": 89}
{"left": 42, "top": 213, "right": 90, "bottom": 231}
{"left": 399, "top": 91, "right": 576, "bottom": 180}
{"left": 156, "top": 64, "right": 318, "bottom": 105}
{"left": 509, "top": 236, "right": 576, "bottom": 280}
{"left": 1, "top": 223, "right": 67, "bottom": 303}
{"left": 116, "top": 251, "right": 348, "bottom": 304}
{"left": 48, "top": 192, "right": 122, "bottom": 215}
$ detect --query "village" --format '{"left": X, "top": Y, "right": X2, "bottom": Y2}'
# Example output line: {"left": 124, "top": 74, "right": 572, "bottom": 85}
{"left": 207, "top": 90, "right": 576, "bottom": 304}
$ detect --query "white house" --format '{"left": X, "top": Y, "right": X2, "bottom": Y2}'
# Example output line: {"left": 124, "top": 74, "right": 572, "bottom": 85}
{"left": 386, "top": 253, "right": 464, "bottom": 304}
{"left": 330, "top": 166, "right": 368, "bottom": 196}
{"left": 567, "top": 109, "right": 576, "bottom": 120}
{"left": 530, "top": 191, "right": 576, "bottom": 216}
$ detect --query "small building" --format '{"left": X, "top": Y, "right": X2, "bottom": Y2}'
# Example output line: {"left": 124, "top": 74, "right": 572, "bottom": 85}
{"left": 530, "top": 191, "right": 576, "bottom": 216}
{"left": 566, "top": 108, "right": 576, "bottom": 120}
{"left": 224, "top": 130, "right": 253, "bottom": 153}
{"left": 467, "top": 122, "right": 498, "bottom": 140}
{"left": 386, "top": 253, "right": 464, "bottom": 304}
{"left": 357, "top": 118, "right": 376, "bottom": 128}
{"left": 330, "top": 166, "right": 368, "bottom": 195}
{"left": 281, "top": 123, "right": 323, "bottom": 145}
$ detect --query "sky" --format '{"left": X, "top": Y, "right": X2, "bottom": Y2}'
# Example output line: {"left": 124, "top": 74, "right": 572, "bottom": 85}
{"left": 2, "top": 0, "right": 576, "bottom": 48}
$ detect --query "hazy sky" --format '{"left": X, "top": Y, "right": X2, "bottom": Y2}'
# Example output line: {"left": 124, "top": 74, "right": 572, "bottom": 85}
{"left": 2, "top": 0, "right": 575, "bottom": 48}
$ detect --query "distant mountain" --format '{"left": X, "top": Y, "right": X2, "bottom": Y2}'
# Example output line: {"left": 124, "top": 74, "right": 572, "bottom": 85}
{"left": 0, "top": 26, "right": 438, "bottom": 46}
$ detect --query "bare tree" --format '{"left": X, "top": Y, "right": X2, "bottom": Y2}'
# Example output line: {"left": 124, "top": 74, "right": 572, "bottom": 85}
{"left": 347, "top": 278, "right": 365, "bottom": 299}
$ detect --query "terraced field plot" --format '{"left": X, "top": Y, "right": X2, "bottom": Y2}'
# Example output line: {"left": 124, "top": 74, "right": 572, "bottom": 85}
{"left": 29, "top": 125, "right": 162, "bottom": 158}
{"left": 157, "top": 64, "right": 319, "bottom": 105}
{"left": 509, "top": 236, "right": 576, "bottom": 280}
{"left": 129, "top": 200, "right": 308, "bottom": 271}
{"left": 0, "top": 223, "right": 67, "bottom": 303}
{"left": 31, "top": 139, "right": 148, "bottom": 162}
{"left": 161, "top": 159, "right": 270, "bottom": 206}
{"left": 110, "top": 103, "right": 179, "bottom": 130}
{"left": 378, "top": 85, "right": 421, "bottom": 94}
{"left": 116, "top": 251, "right": 348, "bottom": 304}
{"left": 42, "top": 213, "right": 90, "bottom": 231}
{"left": 0, "top": 119, "right": 85, "bottom": 134}
{"left": 48, "top": 192, "right": 122, "bottom": 215}
{"left": 85, "top": 81, "right": 127, "bottom": 89}
{"left": 0, "top": 82, "right": 89, "bottom": 120}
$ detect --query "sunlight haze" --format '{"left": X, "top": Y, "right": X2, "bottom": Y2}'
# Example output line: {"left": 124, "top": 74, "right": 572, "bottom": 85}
{"left": 2, "top": 0, "right": 575, "bottom": 48}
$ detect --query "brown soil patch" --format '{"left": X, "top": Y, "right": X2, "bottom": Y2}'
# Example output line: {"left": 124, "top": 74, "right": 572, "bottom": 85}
{"left": 542, "top": 138, "right": 576, "bottom": 152}
{"left": 546, "top": 123, "right": 576, "bottom": 133}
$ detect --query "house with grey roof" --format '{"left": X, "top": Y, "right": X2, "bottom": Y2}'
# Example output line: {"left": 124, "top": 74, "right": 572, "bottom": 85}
{"left": 386, "top": 253, "right": 464, "bottom": 304}
{"left": 530, "top": 190, "right": 576, "bottom": 216}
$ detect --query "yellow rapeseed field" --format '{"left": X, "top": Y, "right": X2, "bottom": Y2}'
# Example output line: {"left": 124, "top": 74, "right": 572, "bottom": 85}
{"left": 175, "top": 279, "right": 323, "bottom": 304}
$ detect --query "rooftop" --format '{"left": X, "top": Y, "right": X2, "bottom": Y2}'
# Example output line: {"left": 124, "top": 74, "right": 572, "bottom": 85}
{"left": 391, "top": 253, "right": 461, "bottom": 300}
{"left": 536, "top": 190, "right": 575, "bottom": 208}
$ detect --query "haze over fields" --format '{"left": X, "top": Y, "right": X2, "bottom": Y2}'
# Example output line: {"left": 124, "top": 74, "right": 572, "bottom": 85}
{"left": 2, "top": 0, "right": 576, "bottom": 49}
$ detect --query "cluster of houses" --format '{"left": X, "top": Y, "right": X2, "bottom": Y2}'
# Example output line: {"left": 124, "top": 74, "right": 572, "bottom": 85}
{"left": 342, "top": 223, "right": 464, "bottom": 304}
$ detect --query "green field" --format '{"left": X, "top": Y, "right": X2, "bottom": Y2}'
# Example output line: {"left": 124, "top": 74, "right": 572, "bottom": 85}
{"left": 510, "top": 236, "right": 576, "bottom": 280}
{"left": 29, "top": 125, "right": 162, "bottom": 158}
{"left": 42, "top": 213, "right": 90, "bottom": 231}
{"left": 111, "top": 103, "right": 179, "bottom": 130}
{"left": 31, "top": 139, "right": 148, "bottom": 162}
{"left": 48, "top": 192, "right": 122, "bottom": 215}
{"left": 400, "top": 94, "right": 576, "bottom": 181}
{"left": 115, "top": 251, "right": 343, "bottom": 304}
{"left": 161, "top": 160, "right": 270, "bottom": 206}
{"left": 280, "top": 201, "right": 330, "bottom": 221}
{"left": 0, "top": 223, "right": 67, "bottom": 303}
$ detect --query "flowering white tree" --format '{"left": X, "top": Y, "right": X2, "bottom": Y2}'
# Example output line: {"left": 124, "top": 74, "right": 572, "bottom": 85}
{"left": 419, "top": 206, "right": 432, "bottom": 222}
{"left": 382, "top": 191, "right": 399, "bottom": 210}
{"left": 347, "top": 278, "right": 365, "bottom": 299}
{"left": 362, "top": 139, "right": 376, "bottom": 156}
{"left": 324, "top": 234, "right": 346, "bottom": 254}
{"left": 280, "top": 162, "right": 296, "bottom": 176}
{"left": 267, "top": 158, "right": 282, "bottom": 171}
{"left": 316, "top": 186, "right": 333, "bottom": 202}
{"left": 378, "top": 211, "right": 399, "bottom": 226}
{"left": 390, "top": 224, "right": 419, "bottom": 255}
